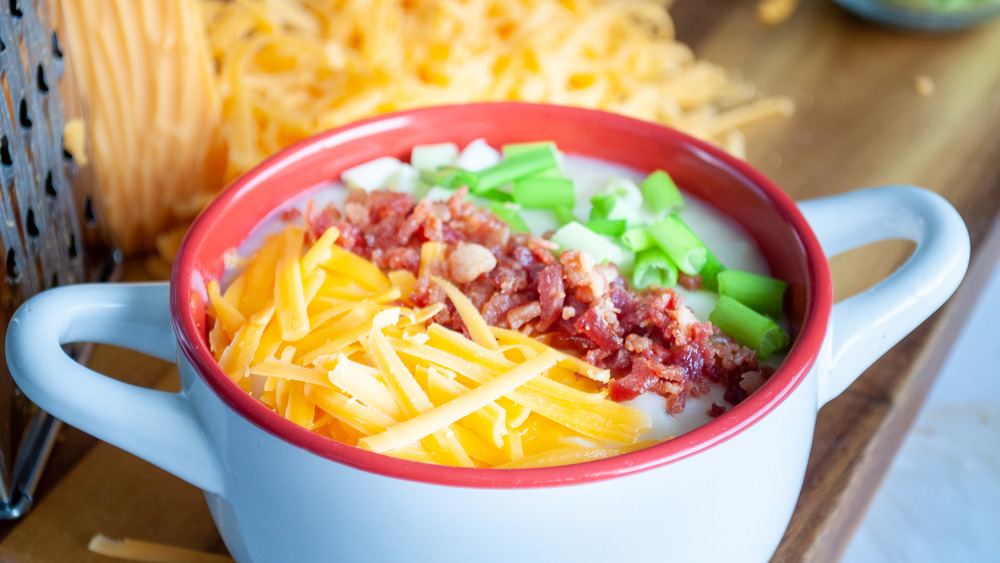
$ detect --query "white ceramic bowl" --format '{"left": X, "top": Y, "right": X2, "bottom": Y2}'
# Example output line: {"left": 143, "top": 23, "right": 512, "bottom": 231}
{"left": 5, "top": 104, "right": 969, "bottom": 562}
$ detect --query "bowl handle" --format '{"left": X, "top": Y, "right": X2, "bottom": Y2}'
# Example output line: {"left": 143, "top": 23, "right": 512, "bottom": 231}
{"left": 798, "top": 185, "right": 969, "bottom": 407}
{"left": 4, "top": 282, "right": 224, "bottom": 495}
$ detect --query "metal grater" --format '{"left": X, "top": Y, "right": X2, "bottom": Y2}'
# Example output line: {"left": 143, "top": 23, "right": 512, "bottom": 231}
{"left": 1, "top": 0, "right": 119, "bottom": 519}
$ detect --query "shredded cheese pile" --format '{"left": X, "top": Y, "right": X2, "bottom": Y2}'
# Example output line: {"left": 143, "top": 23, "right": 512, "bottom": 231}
{"left": 199, "top": 0, "right": 793, "bottom": 182}
{"left": 206, "top": 222, "right": 654, "bottom": 468}
{"left": 61, "top": 1, "right": 792, "bottom": 257}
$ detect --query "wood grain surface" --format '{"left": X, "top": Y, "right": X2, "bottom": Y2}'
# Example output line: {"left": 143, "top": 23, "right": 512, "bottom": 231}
{"left": 3, "top": 1, "right": 999, "bottom": 561}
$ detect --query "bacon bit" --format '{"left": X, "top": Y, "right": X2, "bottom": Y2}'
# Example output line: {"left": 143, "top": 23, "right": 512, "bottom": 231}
{"left": 609, "top": 358, "right": 661, "bottom": 401}
{"left": 304, "top": 201, "right": 341, "bottom": 242}
{"left": 709, "top": 403, "right": 728, "bottom": 417}
{"left": 536, "top": 265, "right": 565, "bottom": 331}
{"left": 739, "top": 370, "right": 767, "bottom": 395}
{"left": 280, "top": 207, "right": 302, "bottom": 222}
{"left": 573, "top": 301, "right": 622, "bottom": 352}
{"left": 677, "top": 272, "right": 702, "bottom": 291}
{"left": 624, "top": 333, "right": 653, "bottom": 354}
{"left": 507, "top": 301, "right": 541, "bottom": 329}
{"left": 344, "top": 202, "right": 370, "bottom": 228}
{"left": 561, "top": 250, "right": 610, "bottom": 302}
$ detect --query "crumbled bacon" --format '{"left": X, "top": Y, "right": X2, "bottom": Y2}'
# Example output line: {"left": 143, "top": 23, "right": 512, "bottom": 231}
{"left": 310, "top": 189, "right": 767, "bottom": 414}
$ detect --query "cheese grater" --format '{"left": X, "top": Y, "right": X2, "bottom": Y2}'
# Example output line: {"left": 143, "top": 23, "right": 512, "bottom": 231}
{"left": 1, "top": 0, "right": 119, "bottom": 519}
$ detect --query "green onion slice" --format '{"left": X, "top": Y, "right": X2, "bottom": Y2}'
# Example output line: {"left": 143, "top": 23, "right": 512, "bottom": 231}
{"left": 589, "top": 192, "right": 643, "bottom": 228}
{"left": 641, "top": 170, "right": 684, "bottom": 214}
{"left": 551, "top": 221, "right": 632, "bottom": 272}
{"left": 620, "top": 227, "right": 656, "bottom": 252}
{"left": 633, "top": 248, "right": 679, "bottom": 289}
{"left": 648, "top": 215, "right": 708, "bottom": 276}
{"left": 554, "top": 206, "right": 577, "bottom": 225}
{"left": 699, "top": 251, "right": 725, "bottom": 292}
{"left": 419, "top": 166, "right": 479, "bottom": 191}
{"left": 585, "top": 218, "right": 627, "bottom": 237}
{"left": 512, "top": 177, "right": 575, "bottom": 209}
{"left": 717, "top": 269, "right": 788, "bottom": 319}
{"left": 474, "top": 145, "right": 560, "bottom": 193}
{"left": 709, "top": 295, "right": 790, "bottom": 360}
{"left": 489, "top": 202, "right": 531, "bottom": 233}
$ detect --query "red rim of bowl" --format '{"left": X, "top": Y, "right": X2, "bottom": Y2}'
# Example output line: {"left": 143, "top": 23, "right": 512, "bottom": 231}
{"left": 171, "top": 102, "right": 832, "bottom": 489}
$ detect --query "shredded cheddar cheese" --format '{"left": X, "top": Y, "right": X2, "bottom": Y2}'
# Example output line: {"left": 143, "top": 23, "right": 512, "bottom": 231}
{"left": 64, "top": 1, "right": 792, "bottom": 259}
{"left": 87, "top": 534, "right": 234, "bottom": 562}
{"left": 207, "top": 222, "right": 653, "bottom": 467}
{"left": 201, "top": 0, "right": 793, "bottom": 181}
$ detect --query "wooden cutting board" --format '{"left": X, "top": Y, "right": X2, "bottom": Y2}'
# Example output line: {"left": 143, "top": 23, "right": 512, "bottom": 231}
{"left": 3, "top": 1, "right": 1000, "bottom": 561}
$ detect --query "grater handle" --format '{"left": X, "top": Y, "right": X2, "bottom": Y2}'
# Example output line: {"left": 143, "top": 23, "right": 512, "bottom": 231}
{"left": 4, "top": 283, "right": 224, "bottom": 495}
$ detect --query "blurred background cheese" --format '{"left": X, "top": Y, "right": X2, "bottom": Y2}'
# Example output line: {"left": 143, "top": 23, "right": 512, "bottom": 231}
{"left": 60, "top": 0, "right": 228, "bottom": 254}
{"left": 59, "top": 0, "right": 790, "bottom": 259}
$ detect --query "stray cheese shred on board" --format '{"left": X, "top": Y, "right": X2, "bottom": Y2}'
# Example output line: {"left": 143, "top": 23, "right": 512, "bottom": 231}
{"left": 87, "top": 534, "right": 234, "bottom": 562}
{"left": 206, "top": 223, "right": 655, "bottom": 468}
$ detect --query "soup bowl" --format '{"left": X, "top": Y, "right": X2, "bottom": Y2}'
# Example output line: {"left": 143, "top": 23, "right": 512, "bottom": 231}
{"left": 5, "top": 103, "right": 969, "bottom": 562}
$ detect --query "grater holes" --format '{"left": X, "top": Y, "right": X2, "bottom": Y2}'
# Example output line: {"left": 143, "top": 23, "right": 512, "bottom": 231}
{"left": 36, "top": 63, "right": 48, "bottom": 93}
{"left": 25, "top": 208, "right": 38, "bottom": 237}
{"left": 6, "top": 248, "right": 20, "bottom": 281}
{"left": 1, "top": 135, "right": 11, "bottom": 166}
{"left": 84, "top": 196, "right": 97, "bottom": 226}
{"left": 68, "top": 233, "right": 78, "bottom": 259}
{"left": 50, "top": 272, "right": 58, "bottom": 288}
{"left": 8, "top": 0, "right": 22, "bottom": 18}
{"left": 18, "top": 98, "right": 31, "bottom": 128}
{"left": 44, "top": 170, "right": 56, "bottom": 197}
{"left": 51, "top": 30, "right": 62, "bottom": 58}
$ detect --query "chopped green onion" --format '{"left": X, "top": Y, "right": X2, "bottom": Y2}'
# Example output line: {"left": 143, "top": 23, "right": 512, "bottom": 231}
{"left": 502, "top": 141, "right": 558, "bottom": 157}
{"left": 589, "top": 191, "right": 643, "bottom": 227}
{"left": 474, "top": 145, "right": 560, "bottom": 193}
{"left": 602, "top": 177, "right": 644, "bottom": 210}
{"left": 641, "top": 170, "right": 684, "bottom": 214}
{"left": 710, "top": 296, "right": 789, "bottom": 360}
{"left": 648, "top": 215, "right": 708, "bottom": 276}
{"left": 554, "top": 206, "right": 577, "bottom": 225}
{"left": 633, "top": 248, "right": 678, "bottom": 289}
{"left": 590, "top": 193, "right": 617, "bottom": 220}
{"left": 620, "top": 227, "right": 656, "bottom": 252}
{"left": 700, "top": 251, "right": 724, "bottom": 292}
{"left": 419, "top": 166, "right": 479, "bottom": 190}
{"left": 550, "top": 221, "right": 632, "bottom": 272}
{"left": 512, "top": 177, "right": 575, "bottom": 209}
{"left": 585, "top": 218, "right": 627, "bottom": 236}
{"left": 717, "top": 269, "right": 788, "bottom": 319}
{"left": 489, "top": 202, "right": 530, "bottom": 233}
{"left": 477, "top": 188, "right": 514, "bottom": 202}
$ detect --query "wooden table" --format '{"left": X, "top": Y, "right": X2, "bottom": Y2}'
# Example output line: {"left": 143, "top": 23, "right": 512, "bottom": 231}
{"left": 3, "top": 1, "right": 1000, "bottom": 561}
